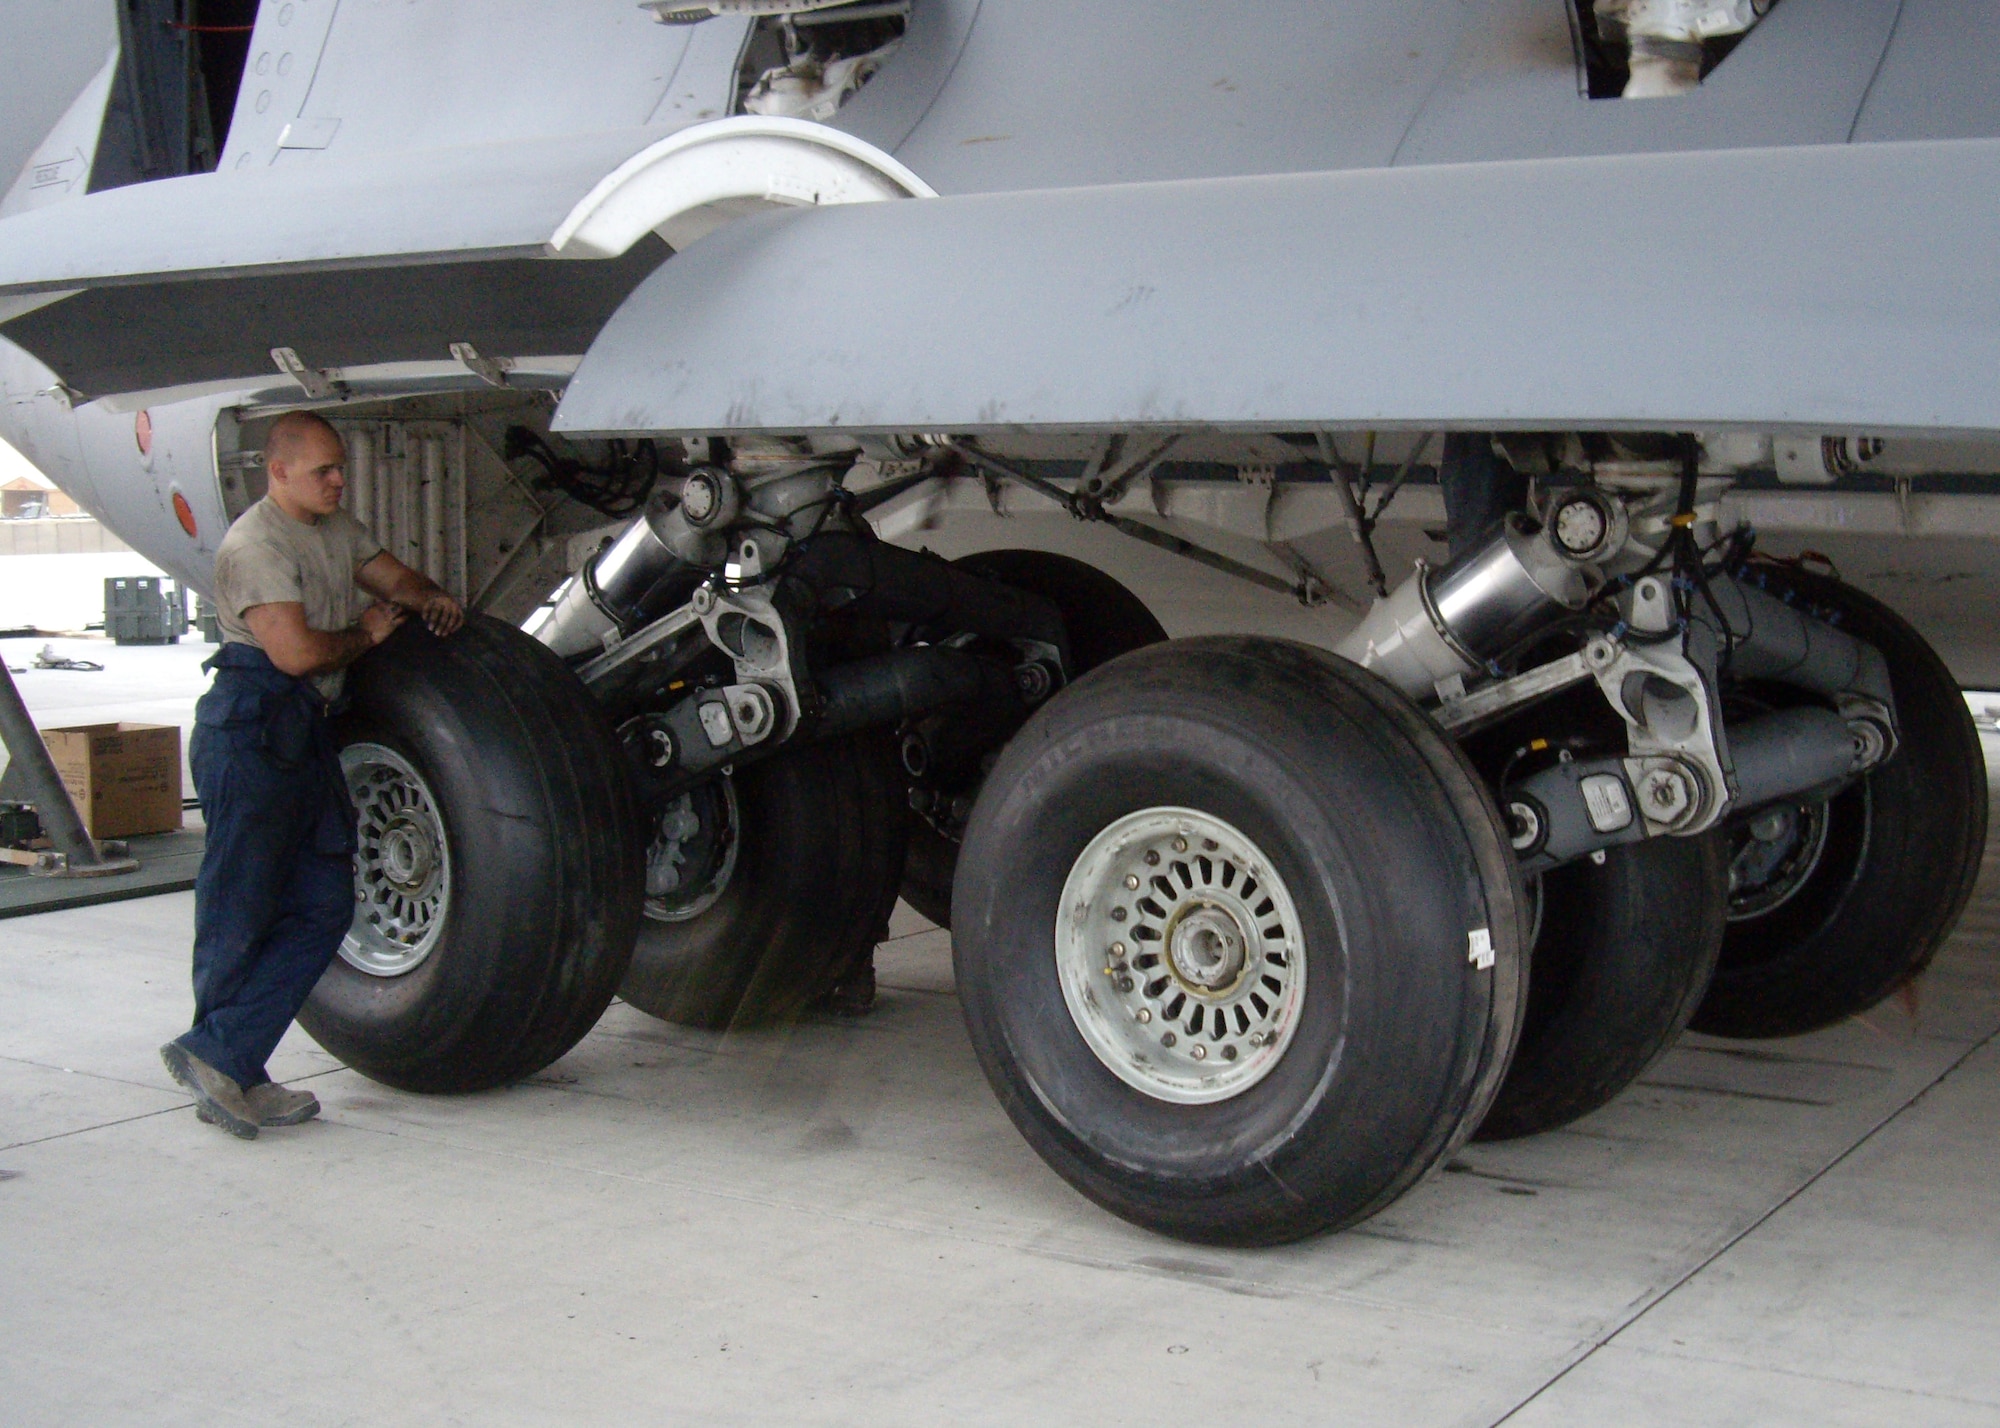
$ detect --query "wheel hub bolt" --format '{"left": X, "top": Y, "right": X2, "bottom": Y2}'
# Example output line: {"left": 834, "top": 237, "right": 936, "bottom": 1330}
{"left": 1124, "top": 874, "right": 1140, "bottom": 890}
{"left": 1136, "top": 1008, "right": 1152, "bottom": 1023}
{"left": 1161, "top": 1032, "right": 1177, "bottom": 1047}
{"left": 1171, "top": 836, "right": 1188, "bottom": 853}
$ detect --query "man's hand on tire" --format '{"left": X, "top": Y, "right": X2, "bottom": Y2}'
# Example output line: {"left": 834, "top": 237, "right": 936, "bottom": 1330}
{"left": 361, "top": 601, "right": 408, "bottom": 646}
{"left": 413, "top": 591, "right": 464, "bottom": 638}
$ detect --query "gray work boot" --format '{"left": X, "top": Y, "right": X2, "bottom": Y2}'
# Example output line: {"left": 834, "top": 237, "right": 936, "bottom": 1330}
{"left": 195, "top": 1081, "right": 321, "bottom": 1128}
{"left": 244, "top": 1081, "right": 320, "bottom": 1127}
{"left": 160, "top": 1042, "right": 259, "bottom": 1140}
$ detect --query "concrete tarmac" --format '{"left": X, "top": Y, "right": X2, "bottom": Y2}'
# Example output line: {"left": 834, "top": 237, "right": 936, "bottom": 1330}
{"left": 4, "top": 825, "right": 1999, "bottom": 1424}
{"left": 4, "top": 626, "right": 1998, "bottom": 1424}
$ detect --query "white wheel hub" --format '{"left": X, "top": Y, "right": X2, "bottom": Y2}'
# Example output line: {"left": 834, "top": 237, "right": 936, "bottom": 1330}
{"left": 340, "top": 743, "right": 451, "bottom": 978}
{"left": 1056, "top": 807, "right": 1307, "bottom": 1104}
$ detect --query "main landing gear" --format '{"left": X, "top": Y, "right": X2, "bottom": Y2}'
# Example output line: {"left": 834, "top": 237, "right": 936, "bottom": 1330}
{"left": 303, "top": 432, "right": 1983, "bottom": 1247}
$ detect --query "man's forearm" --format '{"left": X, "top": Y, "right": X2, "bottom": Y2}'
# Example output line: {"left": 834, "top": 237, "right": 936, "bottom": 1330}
{"left": 295, "top": 624, "right": 376, "bottom": 677}
{"left": 377, "top": 563, "right": 443, "bottom": 608}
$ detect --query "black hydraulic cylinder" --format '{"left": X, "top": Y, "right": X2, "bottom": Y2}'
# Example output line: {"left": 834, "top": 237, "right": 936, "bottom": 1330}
{"left": 788, "top": 533, "right": 1070, "bottom": 655}
{"left": 1510, "top": 704, "right": 1860, "bottom": 873}
{"left": 814, "top": 646, "right": 1022, "bottom": 742}
{"left": 1702, "top": 578, "right": 1894, "bottom": 705}
{"left": 1726, "top": 705, "right": 1859, "bottom": 811}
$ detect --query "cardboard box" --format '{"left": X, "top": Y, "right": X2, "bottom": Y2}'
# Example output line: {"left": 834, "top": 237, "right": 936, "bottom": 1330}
{"left": 41, "top": 723, "right": 183, "bottom": 839}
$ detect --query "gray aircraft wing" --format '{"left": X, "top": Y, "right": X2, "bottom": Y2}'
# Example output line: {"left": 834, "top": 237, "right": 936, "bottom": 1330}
{"left": 554, "top": 136, "right": 2000, "bottom": 440}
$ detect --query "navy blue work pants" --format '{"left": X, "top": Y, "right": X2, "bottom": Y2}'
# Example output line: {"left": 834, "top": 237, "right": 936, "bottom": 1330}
{"left": 172, "top": 651, "right": 356, "bottom": 1090}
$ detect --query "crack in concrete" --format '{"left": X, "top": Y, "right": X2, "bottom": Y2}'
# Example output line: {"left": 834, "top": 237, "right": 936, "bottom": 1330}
{"left": 1486, "top": 1022, "right": 2000, "bottom": 1426}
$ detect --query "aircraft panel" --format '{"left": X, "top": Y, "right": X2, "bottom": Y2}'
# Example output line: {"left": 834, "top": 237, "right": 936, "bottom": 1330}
{"left": 225, "top": 0, "right": 698, "bottom": 169}
{"left": 0, "top": 125, "right": 662, "bottom": 293}
{"left": 2, "top": 238, "right": 669, "bottom": 402}
{"left": 1851, "top": 0, "right": 2000, "bottom": 143}
{"left": 1391, "top": 0, "right": 1902, "bottom": 165}
{"left": 553, "top": 137, "right": 2000, "bottom": 438}
{"left": 887, "top": 0, "right": 1465, "bottom": 192}
{"left": 0, "top": 0, "right": 115, "bottom": 199}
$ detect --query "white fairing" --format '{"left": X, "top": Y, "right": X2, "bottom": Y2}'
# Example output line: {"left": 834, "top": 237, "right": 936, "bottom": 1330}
{"left": 551, "top": 116, "right": 935, "bottom": 258}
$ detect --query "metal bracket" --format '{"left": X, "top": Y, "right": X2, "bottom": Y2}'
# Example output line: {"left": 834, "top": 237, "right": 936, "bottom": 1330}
{"left": 1318, "top": 430, "right": 1389, "bottom": 599}
{"left": 695, "top": 583, "right": 806, "bottom": 736}
{"left": 1092, "top": 434, "right": 1181, "bottom": 505}
{"left": 449, "top": 342, "right": 514, "bottom": 388}
{"left": 1836, "top": 693, "right": 1898, "bottom": 771}
{"left": 576, "top": 601, "right": 706, "bottom": 687}
{"left": 270, "top": 346, "right": 340, "bottom": 400}
{"left": 575, "top": 579, "right": 813, "bottom": 747}
{"left": 1433, "top": 637, "right": 1615, "bottom": 734}
{"left": 978, "top": 465, "right": 1009, "bottom": 517}
{"left": 1593, "top": 638, "right": 1729, "bottom": 836}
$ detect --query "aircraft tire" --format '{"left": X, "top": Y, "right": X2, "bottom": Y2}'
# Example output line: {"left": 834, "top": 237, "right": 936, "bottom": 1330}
{"left": 1693, "top": 566, "right": 1987, "bottom": 1038}
{"left": 619, "top": 731, "right": 909, "bottom": 1030}
{"left": 1475, "top": 832, "right": 1726, "bottom": 1141}
{"left": 900, "top": 549, "right": 1166, "bottom": 929}
{"left": 953, "top": 637, "right": 1527, "bottom": 1245}
{"left": 302, "top": 616, "right": 645, "bottom": 1093}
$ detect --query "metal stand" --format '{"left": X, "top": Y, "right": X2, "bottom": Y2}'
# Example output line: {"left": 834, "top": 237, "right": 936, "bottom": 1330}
{"left": 0, "top": 660, "right": 139, "bottom": 879}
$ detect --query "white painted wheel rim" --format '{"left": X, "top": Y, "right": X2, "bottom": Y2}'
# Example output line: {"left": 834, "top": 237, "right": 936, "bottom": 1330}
{"left": 339, "top": 743, "right": 451, "bottom": 978}
{"left": 1056, "top": 807, "right": 1306, "bottom": 1104}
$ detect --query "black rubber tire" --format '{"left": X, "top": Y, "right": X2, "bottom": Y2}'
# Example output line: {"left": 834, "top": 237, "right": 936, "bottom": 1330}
{"left": 953, "top": 637, "right": 1527, "bottom": 1245}
{"left": 1475, "top": 832, "right": 1727, "bottom": 1141}
{"left": 619, "top": 731, "right": 909, "bottom": 1030}
{"left": 301, "top": 616, "right": 645, "bottom": 1094}
{"left": 1692, "top": 567, "right": 1987, "bottom": 1038}
{"left": 900, "top": 550, "right": 1167, "bottom": 927}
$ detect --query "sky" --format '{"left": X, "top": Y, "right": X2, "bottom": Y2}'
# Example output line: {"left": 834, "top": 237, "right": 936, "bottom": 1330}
{"left": 1, "top": 435, "right": 55, "bottom": 489}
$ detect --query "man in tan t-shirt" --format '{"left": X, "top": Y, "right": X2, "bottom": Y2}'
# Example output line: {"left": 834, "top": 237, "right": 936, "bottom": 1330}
{"left": 161, "top": 411, "right": 463, "bottom": 1139}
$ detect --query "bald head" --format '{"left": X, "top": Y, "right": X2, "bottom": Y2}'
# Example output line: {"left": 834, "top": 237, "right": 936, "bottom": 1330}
{"left": 264, "top": 410, "right": 341, "bottom": 468}
{"left": 263, "top": 411, "right": 347, "bottom": 522}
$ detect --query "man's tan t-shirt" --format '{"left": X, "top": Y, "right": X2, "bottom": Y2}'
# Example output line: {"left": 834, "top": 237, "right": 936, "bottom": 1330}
{"left": 213, "top": 496, "right": 383, "bottom": 700}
